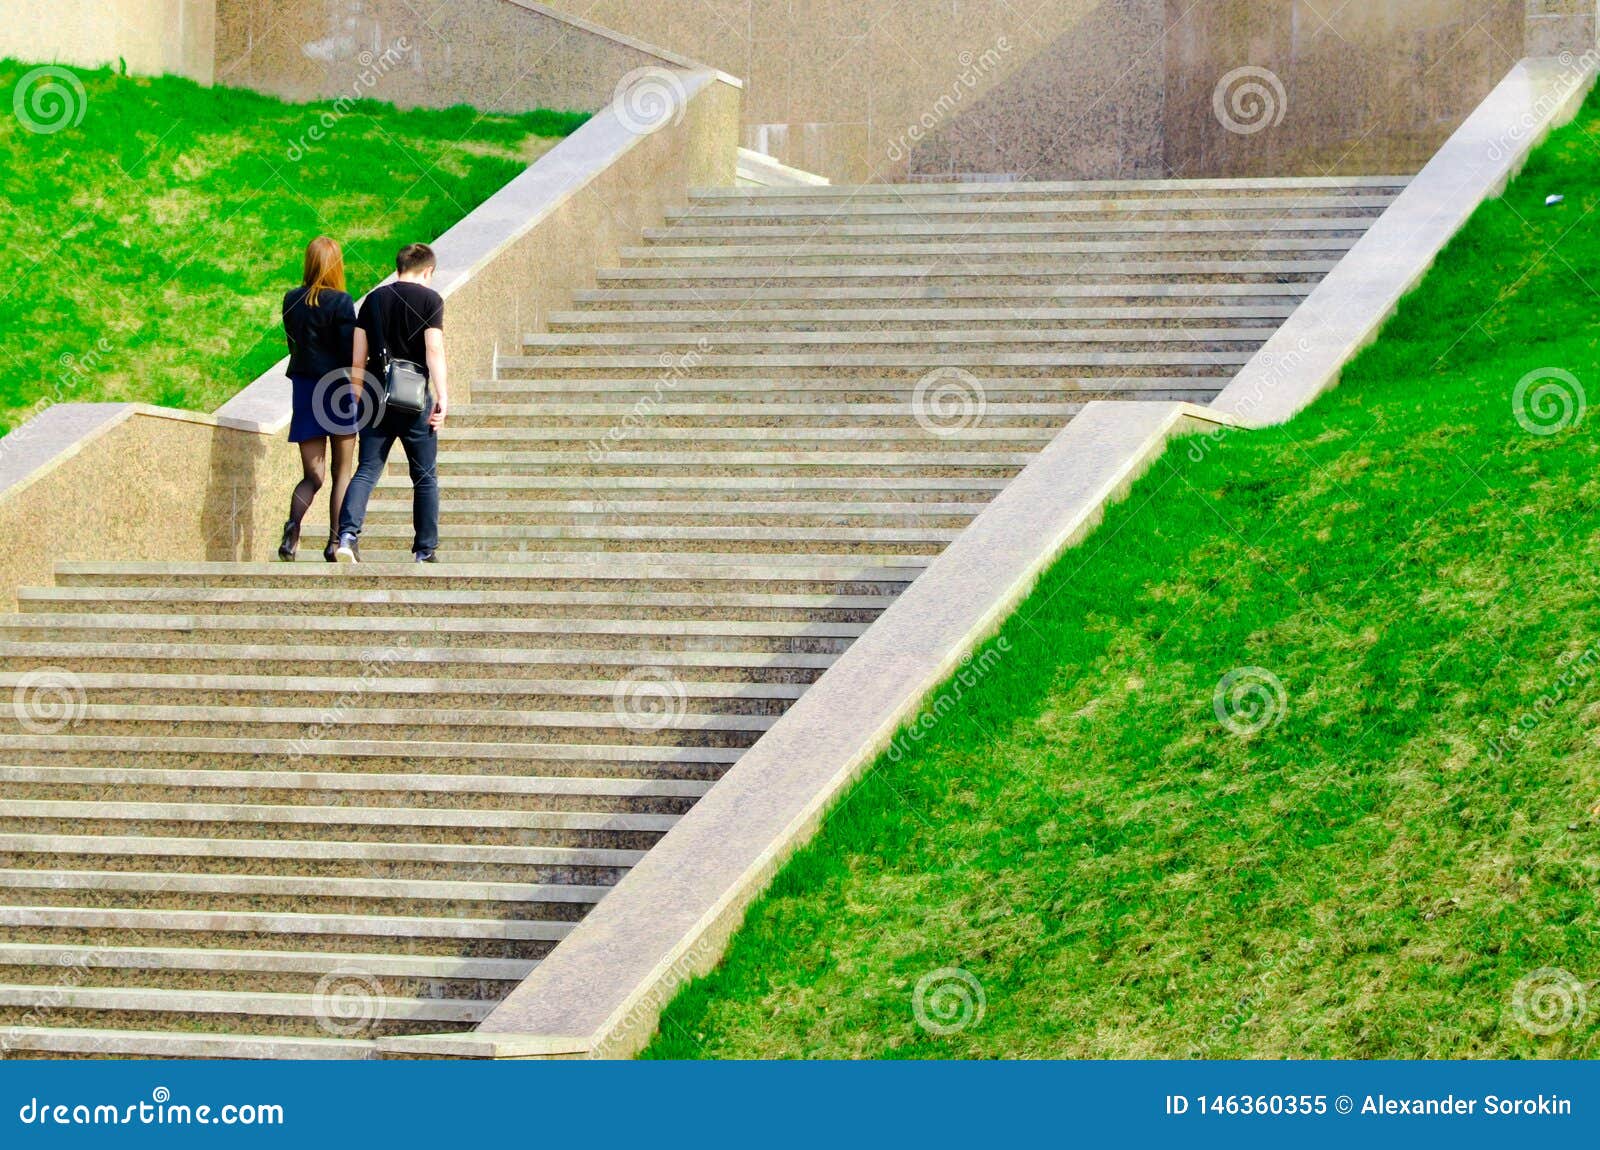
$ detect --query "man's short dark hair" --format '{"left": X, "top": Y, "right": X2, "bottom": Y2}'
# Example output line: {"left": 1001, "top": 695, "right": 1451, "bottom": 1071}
{"left": 396, "top": 243, "right": 436, "bottom": 275}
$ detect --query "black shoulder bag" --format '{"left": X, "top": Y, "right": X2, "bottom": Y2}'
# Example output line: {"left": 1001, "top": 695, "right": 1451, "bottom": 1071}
{"left": 370, "top": 287, "right": 430, "bottom": 419}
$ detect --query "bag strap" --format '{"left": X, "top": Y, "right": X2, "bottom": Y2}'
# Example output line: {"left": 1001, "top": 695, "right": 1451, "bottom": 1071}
{"left": 370, "top": 285, "right": 392, "bottom": 374}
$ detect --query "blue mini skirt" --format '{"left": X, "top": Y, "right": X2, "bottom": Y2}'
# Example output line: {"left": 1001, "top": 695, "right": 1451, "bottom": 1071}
{"left": 288, "top": 373, "right": 360, "bottom": 442}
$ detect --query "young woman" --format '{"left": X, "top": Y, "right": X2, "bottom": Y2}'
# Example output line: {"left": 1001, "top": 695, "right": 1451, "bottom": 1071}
{"left": 280, "top": 236, "right": 359, "bottom": 561}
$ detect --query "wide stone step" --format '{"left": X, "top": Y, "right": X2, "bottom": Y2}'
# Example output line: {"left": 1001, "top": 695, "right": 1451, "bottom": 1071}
{"left": 0, "top": 984, "right": 489, "bottom": 1037}
{"left": 594, "top": 259, "right": 1338, "bottom": 286}
{"left": 360, "top": 522, "right": 960, "bottom": 545}
{"left": 344, "top": 549, "right": 936, "bottom": 568}
{"left": 16, "top": 585, "right": 890, "bottom": 622}
{"left": 573, "top": 282, "right": 1315, "bottom": 306}
{"left": 0, "top": 904, "right": 575, "bottom": 942}
{"left": 0, "top": 644, "right": 840, "bottom": 690}
{"left": 649, "top": 212, "right": 1387, "bottom": 238}
{"left": 518, "top": 326, "right": 1275, "bottom": 349}
{"left": 445, "top": 406, "right": 1077, "bottom": 432}
{"left": 492, "top": 348, "right": 1241, "bottom": 371}
{"left": 0, "top": 833, "right": 642, "bottom": 874}
{"left": 622, "top": 237, "right": 1357, "bottom": 264}
{"left": 436, "top": 424, "right": 1058, "bottom": 447}
{"left": 23, "top": 682, "right": 795, "bottom": 720}
{"left": 667, "top": 196, "right": 1395, "bottom": 224}
{"left": 0, "top": 732, "right": 743, "bottom": 775}
{"left": 0, "top": 702, "right": 774, "bottom": 747}
{"left": 0, "top": 868, "right": 611, "bottom": 908}
{"left": 363, "top": 498, "right": 980, "bottom": 529}
{"left": 0, "top": 1025, "right": 376, "bottom": 1059}
{"left": 0, "top": 669, "right": 808, "bottom": 705}
{"left": 0, "top": 765, "right": 712, "bottom": 799}
{"left": 0, "top": 801, "right": 677, "bottom": 851}
{"left": 0, "top": 942, "right": 536, "bottom": 981}
{"left": 54, "top": 557, "right": 924, "bottom": 588}
{"left": 547, "top": 304, "right": 1300, "bottom": 329}
{"left": 470, "top": 377, "right": 1218, "bottom": 402}
{"left": 0, "top": 611, "right": 870, "bottom": 650}
{"left": 413, "top": 448, "right": 1032, "bottom": 477}
{"left": 685, "top": 175, "right": 1408, "bottom": 199}
{"left": 369, "top": 473, "right": 1004, "bottom": 499}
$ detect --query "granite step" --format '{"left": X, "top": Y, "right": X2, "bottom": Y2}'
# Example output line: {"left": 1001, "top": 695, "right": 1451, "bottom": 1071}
{"left": 17, "top": 585, "right": 894, "bottom": 621}
{"left": 0, "top": 984, "right": 489, "bottom": 1038}
{"left": 0, "top": 1026, "right": 377, "bottom": 1059}
{"left": 573, "top": 282, "right": 1316, "bottom": 306}
{"left": 547, "top": 304, "right": 1301, "bottom": 328}
{"left": 621, "top": 237, "right": 1359, "bottom": 263}
{"left": 684, "top": 174, "right": 1409, "bottom": 198}
{"left": 0, "top": 833, "right": 639, "bottom": 884}
{"left": 517, "top": 327, "right": 1275, "bottom": 349}
{"left": 648, "top": 213, "right": 1388, "bottom": 238}
{"left": 592, "top": 259, "right": 1339, "bottom": 286}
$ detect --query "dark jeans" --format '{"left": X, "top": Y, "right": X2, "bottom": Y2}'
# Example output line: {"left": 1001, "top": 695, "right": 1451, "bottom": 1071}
{"left": 338, "top": 403, "right": 439, "bottom": 554}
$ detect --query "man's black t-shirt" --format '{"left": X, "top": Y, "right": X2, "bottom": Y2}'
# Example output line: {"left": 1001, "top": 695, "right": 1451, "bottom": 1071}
{"left": 359, "top": 281, "right": 444, "bottom": 376}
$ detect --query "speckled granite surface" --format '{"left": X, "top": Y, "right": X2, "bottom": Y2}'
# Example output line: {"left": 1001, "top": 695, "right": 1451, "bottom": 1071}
{"left": 532, "top": 0, "right": 1598, "bottom": 182}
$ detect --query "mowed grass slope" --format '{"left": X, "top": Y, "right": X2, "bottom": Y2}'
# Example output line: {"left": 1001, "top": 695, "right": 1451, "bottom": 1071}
{"left": 0, "top": 60, "right": 585, "bottom": 434}
{"left": 644, "top": 93, "right": 1600, "bottom": 1059}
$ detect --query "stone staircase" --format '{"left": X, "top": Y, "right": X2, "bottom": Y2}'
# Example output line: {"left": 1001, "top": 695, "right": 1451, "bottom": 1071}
{"left": 0, "top": 175, "right": 1404, "bottom": 1058}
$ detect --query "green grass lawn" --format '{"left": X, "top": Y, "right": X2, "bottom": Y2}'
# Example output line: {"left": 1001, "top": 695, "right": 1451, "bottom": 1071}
{"left": 644, "top": 91, "right": 1600, "bottom": 1060}
{"left": 0, "top": 60, "right": 585, "bottom": 434}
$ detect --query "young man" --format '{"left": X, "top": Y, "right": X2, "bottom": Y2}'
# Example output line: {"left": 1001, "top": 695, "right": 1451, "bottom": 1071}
{"left": 334, "top": 242, "right": 449, "bottom": 563}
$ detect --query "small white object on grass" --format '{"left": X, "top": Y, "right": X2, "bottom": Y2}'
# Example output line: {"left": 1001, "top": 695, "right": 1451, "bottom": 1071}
{"left": 1546, "top": 194, "right": 1565, "bottom": 206}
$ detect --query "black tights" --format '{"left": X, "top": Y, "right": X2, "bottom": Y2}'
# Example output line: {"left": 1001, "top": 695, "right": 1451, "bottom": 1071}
{"left": 288, "top": 436, "right": 356, "bottom": 540}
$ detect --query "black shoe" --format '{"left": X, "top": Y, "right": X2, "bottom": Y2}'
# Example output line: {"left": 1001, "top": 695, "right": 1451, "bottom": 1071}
{"left": 414, "top": 549, "right": 437, "bottom": 563}
{"left": 323, "top": 538, "right": 339, "bottom": 563}
{"left": 278, "top": 520, "right": 300, "bottom": 562}
{"left": 334, "top": 533, "right": 360, "bottom": 564}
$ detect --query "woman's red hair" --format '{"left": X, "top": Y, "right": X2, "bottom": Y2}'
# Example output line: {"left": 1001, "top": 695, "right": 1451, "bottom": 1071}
{"left": 302, "top": 235, "right": 346, "bottom": 308}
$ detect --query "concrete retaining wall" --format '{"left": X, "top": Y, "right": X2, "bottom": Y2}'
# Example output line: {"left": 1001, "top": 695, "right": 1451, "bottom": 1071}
{"left": 213, "top": 0, "right": 705, "bottom": 114}
{"left": 536, "top": 0, "right": 1598, "bottom": 183}
{"left": 0, "top": 0, "right": 216, "bottom": 83}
